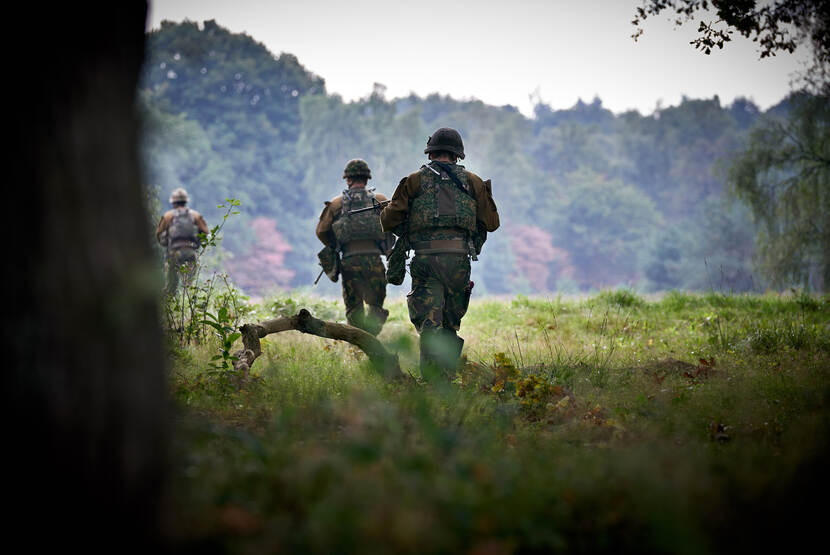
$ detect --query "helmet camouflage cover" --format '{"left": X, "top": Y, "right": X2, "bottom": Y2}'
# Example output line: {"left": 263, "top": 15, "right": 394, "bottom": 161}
{"left": 424, "top": 127, "right": 465, "bottom": 160}
{"left": 169, "top": 187, "right": 189, "bottom": 204}
{"left": 343, "top": 159, "right": 372, "bottom": 179}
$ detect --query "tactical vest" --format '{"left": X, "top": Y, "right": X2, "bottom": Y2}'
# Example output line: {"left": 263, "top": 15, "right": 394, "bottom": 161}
{"left": 168, "top": 207, "right": 199, "bottom": 251}
{"left": 408, "top": 163, "right": 476, "bottom": 244}
{"left": 331, "top": 187, "right": 386, "bottom": 256}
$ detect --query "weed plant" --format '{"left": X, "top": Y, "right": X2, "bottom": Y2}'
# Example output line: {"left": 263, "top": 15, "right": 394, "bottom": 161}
{"left": 163, "top": 198, "right": 251, "bottom": 348}
{"left": 165, "top": 289, "right": 830, "bottom": 554}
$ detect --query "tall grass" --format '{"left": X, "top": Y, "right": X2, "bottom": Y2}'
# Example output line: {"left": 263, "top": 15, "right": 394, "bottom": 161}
{"left": 165, "top": 290, "right": 830, "bottom": 553}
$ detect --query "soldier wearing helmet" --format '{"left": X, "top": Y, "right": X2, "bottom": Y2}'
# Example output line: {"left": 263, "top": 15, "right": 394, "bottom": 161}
{"left": 155, "top": 188, "right": 210, "bottom": 295}
{"left": 380, "top": 128, "right": 500, "bottom": 380}
{"left": 316, "top": 159, "right": 392, "bottom": 336}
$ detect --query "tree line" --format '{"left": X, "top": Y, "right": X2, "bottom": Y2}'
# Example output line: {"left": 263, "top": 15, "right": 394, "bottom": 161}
{"left": 142, "top": 20, "right": 829, "bottom": 294}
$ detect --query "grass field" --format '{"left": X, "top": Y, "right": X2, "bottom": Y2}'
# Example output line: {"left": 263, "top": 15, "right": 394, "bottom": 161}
{"left": 164, "top": 290, "right": 830, "bottom": 554}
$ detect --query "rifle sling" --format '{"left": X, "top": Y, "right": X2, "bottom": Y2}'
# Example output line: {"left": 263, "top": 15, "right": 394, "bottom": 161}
{"left": 430, "top": 161, "right": 474, "bottom": 200}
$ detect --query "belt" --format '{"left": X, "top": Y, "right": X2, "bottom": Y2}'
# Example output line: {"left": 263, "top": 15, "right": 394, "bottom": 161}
{"left": 341, "top": 239, "right": 381, "bottom": 258}
{"left": 169, "top": 240, "right": 198, "bottom": 250}
{"left": 412, "top": 239, "right": 468, "bottom": 255}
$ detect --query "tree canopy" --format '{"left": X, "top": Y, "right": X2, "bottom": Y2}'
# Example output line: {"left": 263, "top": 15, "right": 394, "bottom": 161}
{"left": 727, "top": 93, "right": 830, "bottom": 290}
{"left": 141, "top": 20, "right": 822, "bottom": 294}
{"left": 632, "top": 0, "right": 830, "bottom": 93}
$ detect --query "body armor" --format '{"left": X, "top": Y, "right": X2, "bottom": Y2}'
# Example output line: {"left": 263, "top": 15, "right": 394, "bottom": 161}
{"left": 167, "top": 207, "right": 199, "bottom": 251}
{"left": 408, "top": 163, "right": 476, "bottom": 244}
{"left": 331, "top": 188, "right": 386, "bottom": 256}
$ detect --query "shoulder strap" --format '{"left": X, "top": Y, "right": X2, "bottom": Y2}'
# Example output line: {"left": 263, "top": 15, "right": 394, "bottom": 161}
{"left": 429, "top": 161, "right": 474, "bottom": 199}
{"left": 340, "top": 190, "right": 351, "bottom": 216}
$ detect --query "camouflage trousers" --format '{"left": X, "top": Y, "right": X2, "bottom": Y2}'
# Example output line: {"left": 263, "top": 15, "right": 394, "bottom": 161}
{"left": 341, "top": 254, "right": 389, "bottom": 336}
{"left": 407, "top": 253, "right": 472, "bottom": 380}
{"left": 165, "top": 248, "right": 198, "bottom": 296}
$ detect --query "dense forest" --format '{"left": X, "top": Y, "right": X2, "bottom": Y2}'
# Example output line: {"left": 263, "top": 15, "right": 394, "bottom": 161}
{"left": 140, "top": 19, "right": 819, "bottom": 296}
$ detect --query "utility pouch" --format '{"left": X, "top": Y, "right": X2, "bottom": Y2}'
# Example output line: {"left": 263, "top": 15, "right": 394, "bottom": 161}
{"left": 317, "top": 245, "right": 340, "bottom": 282}
{"left": 385, "top": 236, "right": 409, "bottom": 285}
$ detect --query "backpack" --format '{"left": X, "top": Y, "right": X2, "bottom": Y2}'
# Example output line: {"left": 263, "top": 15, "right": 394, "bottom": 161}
{"left": 167, "top": 207, "right": 199, "bottom": 251}
{"left": 331, "top": 188, "right": 386, "bottom": 245}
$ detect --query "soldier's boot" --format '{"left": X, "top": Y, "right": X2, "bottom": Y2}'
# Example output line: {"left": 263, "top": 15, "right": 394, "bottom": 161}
{"left": 450, "top": 333, "right": 464, "bottom": 366}
{"left": 419, "top": 327, "right": 461, "bottom": 382}
{"left": 365, "top": 305, "right": 390, "bottom": 336}
{"left": 346, "top": 307, "right": 367, "bottom": 331}
{"left": 419, "top": 327, "right": 443, "bottom": 382}
{"left": 440, "top": 330, "right": 464, "bottom": 376}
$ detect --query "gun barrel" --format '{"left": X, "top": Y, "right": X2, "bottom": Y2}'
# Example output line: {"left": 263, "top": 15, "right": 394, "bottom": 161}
{"left": 349, "top": 200, "right": 391, "bottom": 215}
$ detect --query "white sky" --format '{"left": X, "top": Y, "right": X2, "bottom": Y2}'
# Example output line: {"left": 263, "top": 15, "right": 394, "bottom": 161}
{"left": 147, "top": 0, "right": 810, "bottom": 116}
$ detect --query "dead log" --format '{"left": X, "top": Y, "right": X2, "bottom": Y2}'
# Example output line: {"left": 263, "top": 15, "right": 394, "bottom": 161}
{"left": 234, "top": 309, "right": 401, "bottom": 379}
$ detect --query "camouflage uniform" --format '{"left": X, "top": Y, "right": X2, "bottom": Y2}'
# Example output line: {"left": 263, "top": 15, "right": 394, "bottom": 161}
{"left": 316, "top": 160, "right": 391, "bottom": 336}
{"left": 381, "top": 129, "right": 500, "bottom": 379}
{"left": 340, "top": 254, "right": 389, "bottom": 336}
{"left": 155, "top": 188, "right": 209, "bottom": 295}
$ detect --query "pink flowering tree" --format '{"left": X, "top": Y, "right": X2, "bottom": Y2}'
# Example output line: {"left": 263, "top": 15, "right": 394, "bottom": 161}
{"left": 509, "top": 225, "right": 575, "bottom": 292}
{"left": 228, "top": 217, "right": 294, "bottom": 294}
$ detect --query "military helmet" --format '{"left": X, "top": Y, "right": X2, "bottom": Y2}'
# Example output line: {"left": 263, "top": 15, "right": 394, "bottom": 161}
{"left": 424, "top": 127, "right": 465, "bottom": 160}
{"left": 169, "top": 187, "right": 189, "bottom": 204}
{"left": 343, "top": 159, "right": 372, "bottom": 179}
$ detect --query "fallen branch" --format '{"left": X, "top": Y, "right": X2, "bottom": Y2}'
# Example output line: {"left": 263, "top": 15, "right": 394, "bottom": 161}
{"left": 233, "top": 309, "right": 401, "bottom": 379}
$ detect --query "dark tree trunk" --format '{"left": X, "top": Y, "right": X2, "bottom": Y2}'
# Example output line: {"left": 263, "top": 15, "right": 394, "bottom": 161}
{"left": 5, "top": 2, "right": 167, "bottom": 551}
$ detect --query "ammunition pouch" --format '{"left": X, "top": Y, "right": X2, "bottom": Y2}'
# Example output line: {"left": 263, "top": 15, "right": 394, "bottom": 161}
{"left": 473, "top": 222, "right": 487, "bottom": 256}
{"left": 317, "top": 245, "right": 340, "bottom": 283}
{"left": 385, "top": 236, "right": 409, "bottom": 285}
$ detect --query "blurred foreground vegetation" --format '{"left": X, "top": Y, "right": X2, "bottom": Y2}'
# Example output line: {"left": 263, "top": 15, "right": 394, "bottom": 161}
{"left": 164, "top": 290, "right": 830, "bottom": 554}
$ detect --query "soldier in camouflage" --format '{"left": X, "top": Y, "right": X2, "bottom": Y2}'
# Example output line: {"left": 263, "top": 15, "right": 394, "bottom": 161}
{"left": 381, "top": 128, "right": 500, "bottom": 380}
{"left": 156, "top": 187, "right": 210, "bottom": 295}
{"left": 316, "top": 159, "right": 392, "bottom": 336}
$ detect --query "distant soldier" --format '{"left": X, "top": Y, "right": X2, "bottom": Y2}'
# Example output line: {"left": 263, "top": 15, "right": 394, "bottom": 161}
{"left": 381, "top": 128, "right": 500, "bottom": 380}
{"left": 316, "top": 159, "right": 392, "bottom": 336}
{"left": 156, "top": 187, "right": 209, "bottom": 295}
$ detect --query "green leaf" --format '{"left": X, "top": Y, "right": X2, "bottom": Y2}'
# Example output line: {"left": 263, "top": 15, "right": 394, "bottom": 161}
{"left": 202, "top": 320, "right": 224, "bottom": 333}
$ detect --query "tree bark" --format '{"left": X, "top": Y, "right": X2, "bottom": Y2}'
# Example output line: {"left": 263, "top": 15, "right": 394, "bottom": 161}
{"left": 235, "top": 309, "right": 402, "bottom": 378}
{"left": 5, "top": 2, "right": 167, "bottom": 552}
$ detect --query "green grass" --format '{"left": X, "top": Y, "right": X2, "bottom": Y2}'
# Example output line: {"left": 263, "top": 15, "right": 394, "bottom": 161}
{"left": 164, "top": 290, "right": 830, "bottom": 554}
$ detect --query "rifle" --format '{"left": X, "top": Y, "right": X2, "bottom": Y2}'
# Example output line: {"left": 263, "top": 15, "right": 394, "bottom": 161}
{"left": 349, "top": 198, "right": 391, "bottom": 215}
{"left": 313, "top": 267, "right": 325, "bottom": 285}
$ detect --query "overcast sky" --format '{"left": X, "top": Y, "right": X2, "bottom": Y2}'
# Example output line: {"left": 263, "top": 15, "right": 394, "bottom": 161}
{"left": 147, "top": 0, "right": 809, "bottom": 116}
